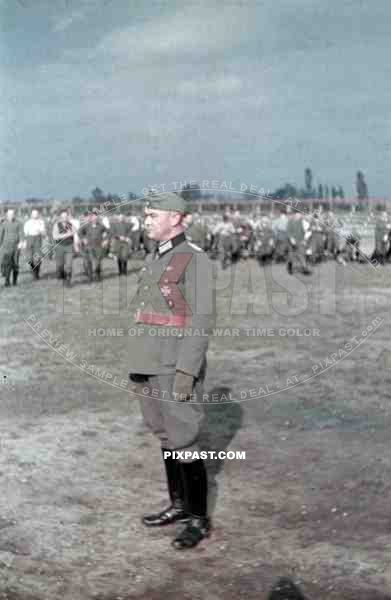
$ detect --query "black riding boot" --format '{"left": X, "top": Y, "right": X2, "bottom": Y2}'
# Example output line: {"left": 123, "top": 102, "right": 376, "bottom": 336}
{"left": 172, "top": 459, "right": 210, "bottom": 550}
{"left": 12, "top": 270, "right": 18, "bottom": 286}
{"left": 142, "top": 449, "right": 189, "bottom": 527}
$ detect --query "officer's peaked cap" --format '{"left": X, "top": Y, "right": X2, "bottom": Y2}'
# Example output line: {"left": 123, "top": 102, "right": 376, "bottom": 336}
{"left": 144, "top": 192, "right": 190, "bottom": 214}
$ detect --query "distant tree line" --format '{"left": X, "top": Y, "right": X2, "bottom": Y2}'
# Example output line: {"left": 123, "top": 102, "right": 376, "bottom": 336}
{"left": 268, "top": 168, "right": 369, "bottom": 202}
{"left": 19, "top": 171, "right": 369, "bottom": 206}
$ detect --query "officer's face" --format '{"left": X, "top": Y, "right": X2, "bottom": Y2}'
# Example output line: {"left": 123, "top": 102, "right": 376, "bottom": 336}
{"left": 144, "top": 208, "right": 182, "bottom": 240}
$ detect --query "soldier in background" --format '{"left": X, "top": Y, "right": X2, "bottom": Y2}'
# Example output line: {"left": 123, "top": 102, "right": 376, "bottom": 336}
{"left": 129, "top": 214, "right": 141, "bottom": 253}
{"left": 310, "top": 213, "right": 326, "bottom": 264}
{"left": 345, "top": 226, "right": 362, "bottom": 262}
{"left": 213, "top": 214, "right": 238, "bottom": 269}
{"left": 287, "top": 211, "right": 312, "bottom": 275}
{"left": 273, "top": 209, "right": 289, "bottom": 263}
{"left": 110, "top": 212, "right": 132, "bottom": 275}
{"left": 79, "top": 213, "right": 109, "bottom": 281}
{"left": 0, "top": 209, "right": 24, "bottom": 287}
{"left": 52, "top": 210, "right": 80, "bottom": 286}
{"left": 254, "top": 216, "right": 275, "bottom": 264}
{"left": 186, "top": 212, "right": 211, "bottom": 252}
{"left": 324, "top": 210, "right": 339, "bottom": 260}
{"left": 372, "top": 211, "right": 390, "bottom": 265}
{"left": 23, "top": 208, "right": 46, "bottom": 280}
{"left": 128, "top": 192, "right": 214, "bottom": 550}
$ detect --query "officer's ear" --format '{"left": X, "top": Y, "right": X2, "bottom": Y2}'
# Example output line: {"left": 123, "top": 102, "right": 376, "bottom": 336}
{"left": 169, "top": 211, "right": 184, "bottom": 227}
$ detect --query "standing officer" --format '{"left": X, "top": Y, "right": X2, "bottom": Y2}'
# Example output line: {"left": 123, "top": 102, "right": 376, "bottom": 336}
{"left": 110, "top": 212, "right": 132, "bottom": 275}
{"left": 52, "top": 210, "right": 80, "bottom": 286}
{"left": 128, "top": 192, "right": 214, "bottom": 550}
{"left": 79, "top": 213, "right": 109, "bottom": 281}
{"left": 23, "top": 208, "right": 47, "bottom": 280}
{"left": 0, "top": 209, "right": 24, "bottom": 287}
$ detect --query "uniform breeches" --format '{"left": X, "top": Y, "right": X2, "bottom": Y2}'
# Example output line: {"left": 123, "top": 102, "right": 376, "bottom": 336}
{"left": 137, "top": 373, "right": 204, "bottom": 459}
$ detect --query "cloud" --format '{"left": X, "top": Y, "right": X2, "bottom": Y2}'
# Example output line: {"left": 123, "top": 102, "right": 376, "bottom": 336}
{"left": 94, "top": 3, "right": 256, "bottom": 65}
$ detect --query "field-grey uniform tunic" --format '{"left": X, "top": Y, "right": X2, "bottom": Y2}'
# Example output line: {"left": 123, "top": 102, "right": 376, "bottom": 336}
{"left": 0, "top": 219, "right": 23, "bottom": 281}
{"left": 128, "top": 231, "right": 214, "bottom": 453}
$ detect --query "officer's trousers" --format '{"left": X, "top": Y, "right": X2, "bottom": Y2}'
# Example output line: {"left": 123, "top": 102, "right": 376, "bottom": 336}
{"left": 137, "top": 374, "right": 204, "bottom": 460}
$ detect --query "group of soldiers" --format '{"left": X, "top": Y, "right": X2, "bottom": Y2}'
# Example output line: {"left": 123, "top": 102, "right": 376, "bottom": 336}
{"left": 1, "top": 204, "right": 390, "bottom": 288}
{"left": 0, "top": 208, "right": 147, "bottom": 288}
{"left": 186, "top": 207, "right": 369, "bottom": 274}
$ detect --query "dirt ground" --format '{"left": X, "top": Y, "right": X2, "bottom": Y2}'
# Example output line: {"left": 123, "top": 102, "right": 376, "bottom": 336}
{"left": 0, "top": 254, "right": 391, "bottom": 600}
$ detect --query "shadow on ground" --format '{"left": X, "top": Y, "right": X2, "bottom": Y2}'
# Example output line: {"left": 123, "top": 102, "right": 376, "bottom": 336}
{"left": 199, "top": 386, "right": 244, "bottom": 514}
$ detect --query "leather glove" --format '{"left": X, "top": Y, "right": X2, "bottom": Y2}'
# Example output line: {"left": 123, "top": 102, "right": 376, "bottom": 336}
{"left": 129, "top": 374, "right": 149, "bottom": 396}
{"left": 174, "top": 370, "right": 194, "bottom": 402}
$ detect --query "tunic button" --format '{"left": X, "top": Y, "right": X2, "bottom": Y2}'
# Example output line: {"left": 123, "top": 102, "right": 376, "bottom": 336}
{"left": 140, "top": 301, "right": 145, "bottom": 307}
{"left": 168, "top": 300, "right": 174, "bottom": 307}
{"left": 164, "top": 279, "right": 169, "bottom": 284}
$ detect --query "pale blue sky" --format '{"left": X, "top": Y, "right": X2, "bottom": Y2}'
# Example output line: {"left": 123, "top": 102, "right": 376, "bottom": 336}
{"left": 1, "top": 0, "right": 390, "bottom": 200}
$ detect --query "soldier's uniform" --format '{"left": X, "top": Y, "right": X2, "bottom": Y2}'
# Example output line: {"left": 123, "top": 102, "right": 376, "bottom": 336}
{"left": 254, "top": 219, "right": 274, "bottom": 264}
{"left": 273, "top": 212, "right": 289, "bottom": 262}
{"left": 372, "top": 214, "right": 389, "bottom": 265}
{"left": 52, "top": 218, "right": 78, "bottom": 285}
{"left": 128, "top": 192, "right": 215, "bottom": 550}
{"left": 310, "top": 216, "right": 326, "bottom": 264}
{"left": 186, "top": 215, "right": 210, "bottom": 252}
{"left": 129, "top": 216, "right": 141, "bottom": 253}
{"left": 110, "top": 217, "right": 132, "bottom": 275}
{"left": 324, "top": 212, "right": 339, "bottom": 259}
{"left": 79, "top": 220, "right": 108, "bottom": 281}
{"left": 344, "top": 227, "right": 361, "bottom": 262}
{"left": 24, "top": 215, "right": 46, "bottom": 279}
{"left": 213, "top": 219, "right": 238, "bottom": 269}
{"left": 0, "top": 218, "right": 23, "bottom": 287}
{"left": 287, "top": 215, "right": 311, "bottom": 275}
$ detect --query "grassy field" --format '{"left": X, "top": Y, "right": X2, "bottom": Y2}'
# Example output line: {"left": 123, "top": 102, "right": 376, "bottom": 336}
{"left": 0, "top": 253, "right": 390, "bottom": 600}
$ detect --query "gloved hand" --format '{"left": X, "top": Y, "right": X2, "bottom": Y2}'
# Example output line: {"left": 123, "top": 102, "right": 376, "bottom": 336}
{"left": 174, "top": 370, "right": 194, "bottom": 402}
{"left": 129, "top": 374, "right": 149, "bottom": 396}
